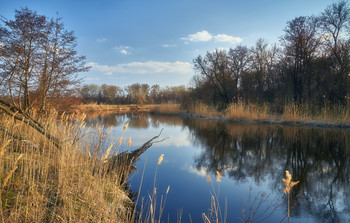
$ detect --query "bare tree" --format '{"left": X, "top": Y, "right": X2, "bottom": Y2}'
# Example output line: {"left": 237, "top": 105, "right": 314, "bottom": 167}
{"left": 319, "top": 1, "right": 350, "bottom": 102}
{"left": 280, "top": 16, "right": 320, "bottom": 104}
{"left": 37, "top": 15, "right": 89, "bottom": 113}
{"left": 193, "top": 49, "right": 236, "bottom": 105}
{"left": 0, "top": 7, "right": 46, "bottom": 110}
{"left": 0, "top": 8, "right": 89, "bottom": 113}
{"left": 228, "top": 45, "right": 251, "bottom": 101}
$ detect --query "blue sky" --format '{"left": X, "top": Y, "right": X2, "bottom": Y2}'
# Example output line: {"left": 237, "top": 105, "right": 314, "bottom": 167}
{"left": 1, "top": 0, "right": 338, "bottom": 87}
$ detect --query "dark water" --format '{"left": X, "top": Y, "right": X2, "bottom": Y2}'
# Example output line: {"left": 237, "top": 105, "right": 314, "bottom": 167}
{"left": 85, "top": 113, "right": 350, "bottom": 223}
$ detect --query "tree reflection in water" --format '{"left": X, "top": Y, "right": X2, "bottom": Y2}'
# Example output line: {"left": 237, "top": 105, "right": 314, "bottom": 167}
{"left": 184, "top": 118, "right": 350, "bottom": 222}
{"left": 85, "top": 113, "right": 350, "bottom": 222}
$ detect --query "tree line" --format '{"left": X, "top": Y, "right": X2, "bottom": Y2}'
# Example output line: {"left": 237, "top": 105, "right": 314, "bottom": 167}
{"left": 190, "top": 1, "right": 350, "bottom": 110}
{"left": 2, "top": 2, "right": 350, "bottom": 113}
{"left": 80, "top": 83, "right": 187, "bottom": 105}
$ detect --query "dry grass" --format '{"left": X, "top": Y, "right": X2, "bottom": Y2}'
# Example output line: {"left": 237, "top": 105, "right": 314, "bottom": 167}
{"left": 0, "top": 110, "right": 133, "bottom": 222}
{"left": 282, "top": 103, "right": 350, "bottom": 122}
{"left": 150, "top": 103, "right": 181, "bottom": 114}
{"left": 75, "top": 103, "right": 133, "bottom": 113}
{"left": 185, "top": 102, "right": 221, "bottom": 117}
{"left": 224, "top": 103, "right": 270, "bottom": 120}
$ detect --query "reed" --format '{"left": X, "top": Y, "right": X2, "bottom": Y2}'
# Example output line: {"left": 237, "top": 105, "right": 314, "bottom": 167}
{"left": 203, "top": 171, "right": 226, "bottom": 223}
{"left": 224, "top": 103, "right": 270, "bottom": 121}
{"left": 282, "top": 170, "right": 299, "bottom": 222}
{"left": 185, "top": 101, "right": 221, "bottom": 117}
{"left": 134, "top": 154, "right": 170, "bottom": 223}
{"left": 0, "top": 110, "right": 133, "bottom": 222}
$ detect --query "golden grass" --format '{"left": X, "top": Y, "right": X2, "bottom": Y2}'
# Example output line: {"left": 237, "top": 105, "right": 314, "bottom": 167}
{"left": 185, "top": 102, "right": 221, "bottom": 117}
{"left": 282, "top": 103, "right": 350, "bottom": 122}
{"left": 224, "top": 103, "right": 270, "bottom": 120}
{"left": 149, "top": 103, "right": 181, "bottom": 114}
{"left": 0, "top": 110, "right": 133, "bottom": 222}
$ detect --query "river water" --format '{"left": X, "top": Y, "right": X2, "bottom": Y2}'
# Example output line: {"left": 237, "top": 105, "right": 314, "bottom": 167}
{"left": 85, "top": 112, "right": 350, "bottom": 223}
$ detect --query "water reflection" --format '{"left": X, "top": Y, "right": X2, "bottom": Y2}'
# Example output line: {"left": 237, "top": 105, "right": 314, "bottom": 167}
{"left": 85, "top": 113, "right": 350, "bottom": 222}
{"left": 184, "top": 118, "right": 350, "bottom": 222}
{"left": 85, "top": 113, "right": 185, "bottom": 129}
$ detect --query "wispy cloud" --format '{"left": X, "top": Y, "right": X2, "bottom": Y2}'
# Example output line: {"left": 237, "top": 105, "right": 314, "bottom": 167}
{"left": 96, "top": 38, "right": 107, "bottom": 43}
{"left": 87, "top": 61, "right": 192, "bottom": 75}
{"left": 182, "top": 30, "right": 242, "bottom": 45}
{"left": 162, "top": 44, "right": 176, "bottom": 48}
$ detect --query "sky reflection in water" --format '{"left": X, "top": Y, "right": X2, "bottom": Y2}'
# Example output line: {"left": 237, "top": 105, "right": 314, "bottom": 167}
{"left": 85, "top": 113, "right": 350, "bottom": 223}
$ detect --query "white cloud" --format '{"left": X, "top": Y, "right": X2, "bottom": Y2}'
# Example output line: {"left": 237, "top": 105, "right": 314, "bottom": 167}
{"left": 214, "top": 34, "right": 242, "bottom": 44}
{"left": 120, "top": 49, "right": 128, "bottom": 55}
{"left": 182, "top": 30, "right": 242, "bottom": 45}
{"left": 87, "top": 61, "right": 192, "bottom": 75}
{"left": 115, "top": 46, "right": 130, "bottom": 54}
{"left": 181, "top": 30, "right": 213, "bottom": 42}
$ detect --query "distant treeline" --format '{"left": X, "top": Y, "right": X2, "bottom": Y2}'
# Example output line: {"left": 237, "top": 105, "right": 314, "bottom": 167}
{"left": 190, "top": 1, "right": 350, "bottom": 110}
{"left": 80, "top": 83, "right": 187, "bottom": 105}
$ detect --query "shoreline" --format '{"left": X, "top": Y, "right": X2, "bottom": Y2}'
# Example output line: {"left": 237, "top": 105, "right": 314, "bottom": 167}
{"left": 75, "top": 104, "right": 350, "bottom": 130}
{"left": 149, "top": 111, "right": 350, "bottom": 129}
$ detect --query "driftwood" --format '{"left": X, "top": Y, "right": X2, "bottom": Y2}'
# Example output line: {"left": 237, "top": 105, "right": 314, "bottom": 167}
{"left": 99, "top": 129, "right": 166, "bottom": 179}
{"left": 0, "top": 98, "right": 61, "bottom": 149}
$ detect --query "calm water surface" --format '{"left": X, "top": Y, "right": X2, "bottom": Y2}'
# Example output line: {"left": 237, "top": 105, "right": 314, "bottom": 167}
{"left": 85, "top": 113, "right": 350, "bottom": 223}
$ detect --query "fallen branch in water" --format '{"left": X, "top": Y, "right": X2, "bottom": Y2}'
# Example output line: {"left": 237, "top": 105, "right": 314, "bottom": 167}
{"left": 99, "top": 129, "right": 166, "bottom": 181}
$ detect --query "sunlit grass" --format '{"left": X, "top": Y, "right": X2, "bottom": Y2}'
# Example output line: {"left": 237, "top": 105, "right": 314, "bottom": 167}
{"left": 0, "top": 110, "right": 133, "bottom": 222}
{"left": 185, "top": 101, "right": 221, "bottom": 117}
{"left": 224, "top": 102, "right": 270, "bottom": 120}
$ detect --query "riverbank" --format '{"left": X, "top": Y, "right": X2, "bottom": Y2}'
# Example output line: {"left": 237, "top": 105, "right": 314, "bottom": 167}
{"left": 76, "top": 103, "right": 350, "bottom": 129}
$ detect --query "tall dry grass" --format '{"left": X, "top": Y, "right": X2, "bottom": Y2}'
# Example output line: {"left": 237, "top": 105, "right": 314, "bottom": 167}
{"left": 0, "top": 110, "right": 133, "bottom": 222}
{"left": 185, "top": 102, "right": 221, "bottom": 117}
{"left": 150, "top": 103, "right": 181, "bottom": 114}
{"left": 282, "top": 103, "right": 350, "bottom": 122}
{"left": 76, "top": 103, "right": 132, "bottom": 113}
{"left": 224, "top": 103, "right": 270, "bottom": 120}
{"left": 186, "top": 101, "right": 350, "bottom": 124}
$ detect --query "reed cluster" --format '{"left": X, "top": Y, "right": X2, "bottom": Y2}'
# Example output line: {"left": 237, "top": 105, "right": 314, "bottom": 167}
{"left": 184, "top": 102, "right": 221, "bottom": 117}
{"left": 0, "top": 110, "right": 132, "bottom": 222}
{"left": 185, "top": 101, "right": 350, "bottom": 124}
{"left": 224, "top": 103, "right": 270, "bottom": 120}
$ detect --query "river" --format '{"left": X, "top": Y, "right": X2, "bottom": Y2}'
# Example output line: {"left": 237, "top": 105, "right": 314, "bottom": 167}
{"left": 85, "top": 112, "right": 350, "bottom": 223}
